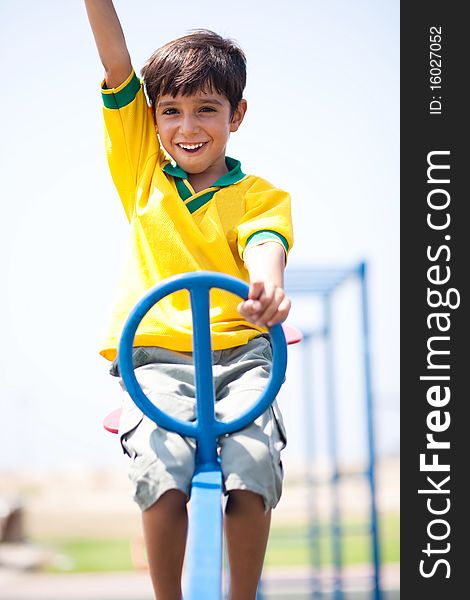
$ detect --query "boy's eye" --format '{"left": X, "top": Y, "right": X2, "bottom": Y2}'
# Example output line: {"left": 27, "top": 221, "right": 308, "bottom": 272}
{"left": 200, "top": 106, "right": 215, "bottom": 112}
{"left": 162, "top": 108, "right": 178, "bottom": 115}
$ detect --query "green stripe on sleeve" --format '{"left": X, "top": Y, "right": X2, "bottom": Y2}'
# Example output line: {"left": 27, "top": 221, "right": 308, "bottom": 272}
{"left": 102, "top": 72, "right": 141, "bottom": 109}
{"left": 244, "top": 230, "right": 289, "bottom": 255}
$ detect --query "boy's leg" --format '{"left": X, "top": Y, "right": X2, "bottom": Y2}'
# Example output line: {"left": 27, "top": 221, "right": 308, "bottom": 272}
{"left": 117, "top": 350, "right": 197, "bottom": 598}
{"left": 142, "top": 489, "right": 188, "bottom": 600}
{"left": 224, "top": 490, "right": 271, "bottom": 600}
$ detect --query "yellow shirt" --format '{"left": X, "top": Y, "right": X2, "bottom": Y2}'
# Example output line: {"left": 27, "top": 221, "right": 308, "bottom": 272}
{"left": 99, "top": 71, "right": 293, "bottom": 360}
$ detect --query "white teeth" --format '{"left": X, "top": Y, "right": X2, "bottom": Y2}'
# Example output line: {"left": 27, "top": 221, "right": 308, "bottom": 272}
{"left": 178, "top": 143, "right": 204, "bottom": 150}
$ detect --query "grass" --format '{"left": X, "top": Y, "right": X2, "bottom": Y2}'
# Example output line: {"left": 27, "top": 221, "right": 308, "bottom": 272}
{"left": 265, "top": 513, "right": 399, "bottom": 567}
{"left": 41, "top": 538, "right": 135, "bottom": 573}
{"left": 38, "top": 513, "right": 399, "bottom": 574}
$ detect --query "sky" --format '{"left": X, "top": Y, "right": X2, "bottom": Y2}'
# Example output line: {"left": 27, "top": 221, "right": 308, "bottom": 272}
{"left": 0, "top": 0, "right": 399, "bottom": 470}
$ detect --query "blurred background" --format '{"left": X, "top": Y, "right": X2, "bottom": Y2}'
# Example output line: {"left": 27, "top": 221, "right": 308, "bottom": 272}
{"left": 0, "top": 0, "right": 399, "bottom": 598}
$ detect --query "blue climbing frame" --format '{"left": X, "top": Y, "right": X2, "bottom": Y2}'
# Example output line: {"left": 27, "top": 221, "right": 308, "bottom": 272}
{"left": 118, "top": 272, "right": 288, "bottom": 600}
{"left": 285, "top": 261, "right": 382, "bottom": 600}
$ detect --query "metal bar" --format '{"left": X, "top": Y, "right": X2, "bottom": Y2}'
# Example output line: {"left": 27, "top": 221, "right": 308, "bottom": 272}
{"left": 359, "top": 262, "right": 382, "bottom": 600}
{"left": 189, "top": 284, "right": 218, "bottom": 470}
{"left": 323, "top": 294, "right": 344, "bottom": 600}
{"left": 300, "top": 333, "right": 323, "bottom": 599}
{"left": 285, "top": 267, "right": 356, "bottom": 295}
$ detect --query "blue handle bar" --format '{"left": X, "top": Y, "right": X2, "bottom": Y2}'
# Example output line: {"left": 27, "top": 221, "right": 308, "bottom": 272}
{"left": 118, "top": 272, "right": 287, "bottom": 467}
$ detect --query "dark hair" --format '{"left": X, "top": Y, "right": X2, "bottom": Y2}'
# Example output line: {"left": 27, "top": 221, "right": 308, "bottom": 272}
{"left": 141, "top": 30, "right": 246, "bottom": 117}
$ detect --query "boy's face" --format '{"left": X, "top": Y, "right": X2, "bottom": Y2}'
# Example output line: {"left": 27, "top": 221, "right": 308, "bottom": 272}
{"left": 155, "top": 91, "right": 246, "bottom": 178}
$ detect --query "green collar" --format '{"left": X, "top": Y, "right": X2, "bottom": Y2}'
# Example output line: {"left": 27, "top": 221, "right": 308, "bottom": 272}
{"left": 163, "top": 156, "right": 245, "bottom": 188}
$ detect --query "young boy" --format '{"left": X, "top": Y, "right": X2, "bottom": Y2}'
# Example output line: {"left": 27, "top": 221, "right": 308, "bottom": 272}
{"left": 84, "top": 2, "right": 293, "bottom": 598}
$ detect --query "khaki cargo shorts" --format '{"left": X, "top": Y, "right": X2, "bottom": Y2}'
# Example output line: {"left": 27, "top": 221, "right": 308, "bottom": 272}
{"left": 115, "top": 335, "right": 287, "bottom": 512}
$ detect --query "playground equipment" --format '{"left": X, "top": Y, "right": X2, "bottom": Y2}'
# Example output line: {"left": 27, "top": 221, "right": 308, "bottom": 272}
{"left": 104, "top": 320, "right": 302, "bottom": 434}
{"left": 284, "top": 261, "right": 381, "bottom": 600}
{"left": 108, "top": 271, "right": 299, "bottom": 599}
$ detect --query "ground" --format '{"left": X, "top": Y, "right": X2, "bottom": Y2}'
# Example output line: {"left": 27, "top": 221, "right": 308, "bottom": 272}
{"left": 0, "top": 457, "right": 399, "bottom": 599}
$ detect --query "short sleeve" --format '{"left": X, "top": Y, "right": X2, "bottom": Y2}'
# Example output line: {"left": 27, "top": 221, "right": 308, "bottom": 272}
{"left": 102, "top": 70, "right": 159, "bottom": 220}
{"left": 243, "top": 230, "right": 289, "bottom": 257}
{"left": 236, "top": 178, "right": 294, "bottom": 261}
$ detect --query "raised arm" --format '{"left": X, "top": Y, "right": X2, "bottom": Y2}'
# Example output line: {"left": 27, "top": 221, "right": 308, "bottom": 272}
{"left": 84, "top": 0, "right": 133, "bottom": 88}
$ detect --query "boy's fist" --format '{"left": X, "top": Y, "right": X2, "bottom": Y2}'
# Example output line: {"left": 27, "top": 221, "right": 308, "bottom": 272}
{"left": 238, "top": 280, "right": 291, "bottom": 328}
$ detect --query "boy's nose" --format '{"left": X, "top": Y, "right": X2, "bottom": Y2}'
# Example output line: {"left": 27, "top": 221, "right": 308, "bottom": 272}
{"left": 179, "top": 114, "right": 200, "bottom": 135}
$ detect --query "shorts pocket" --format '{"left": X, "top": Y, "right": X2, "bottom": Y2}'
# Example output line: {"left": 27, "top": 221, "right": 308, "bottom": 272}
{"left": 257, "top": 335, "right": 273, "bottom": 361}
{"left": 110, "top": 347, "right": 153, "bottom": 377}
{"left": 270, "top": 399, "right": 287, "bottom": 449}
{"left": 118, "top": 396, "right": 144, "bottom": 458}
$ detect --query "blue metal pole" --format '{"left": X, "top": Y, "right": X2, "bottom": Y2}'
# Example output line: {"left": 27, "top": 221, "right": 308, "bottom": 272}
{"left": 300, "top": 331, "right": 323, "bottom": 599}
{"left": 358, "top": 262, "right": 382, "bottom": 600}
{"left": 189, "top": 284, "right": 218, "bottom": 471}
{"left": 185, "top": 283, "right": 223, "bottom": 599}
{"left": 323, "top": 294, "right": 344, "bottom": 600}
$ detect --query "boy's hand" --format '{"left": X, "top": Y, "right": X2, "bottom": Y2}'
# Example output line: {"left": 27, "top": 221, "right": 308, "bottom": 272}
{"left": 238, "top": 280, "right": 291, "bottom": 328}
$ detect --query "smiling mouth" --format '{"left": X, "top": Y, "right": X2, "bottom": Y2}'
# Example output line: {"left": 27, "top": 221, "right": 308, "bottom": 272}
{"left": 176, "top": 142, "right": 208, "bottom": 153}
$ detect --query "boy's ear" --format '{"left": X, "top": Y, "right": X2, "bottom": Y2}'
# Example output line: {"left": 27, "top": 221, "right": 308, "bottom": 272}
{"left": 230, "top": 99, "right": 247, "bottom": 132}
{"left": 153, "top": 108, "right": 158, "bottom": 133}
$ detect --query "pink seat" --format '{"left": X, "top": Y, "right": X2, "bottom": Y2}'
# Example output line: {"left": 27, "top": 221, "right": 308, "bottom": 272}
{"left": 103, "top": 407, "right": 122, "bottom": 434}
{"left": 281, "top": 322, "right": 303, "bottom": 345}
{"left": 103, "top": 322, "right": 303, "bottom": 434}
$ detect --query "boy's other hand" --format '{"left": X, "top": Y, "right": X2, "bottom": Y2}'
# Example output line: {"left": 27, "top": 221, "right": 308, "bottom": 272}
{"left": 238, "top": 280, "right": 291, "bottom": 328}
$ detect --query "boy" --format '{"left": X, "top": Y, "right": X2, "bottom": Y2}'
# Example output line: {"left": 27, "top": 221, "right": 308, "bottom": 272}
{"left": 84, "top": 1, "right": 293, "bottom": 598}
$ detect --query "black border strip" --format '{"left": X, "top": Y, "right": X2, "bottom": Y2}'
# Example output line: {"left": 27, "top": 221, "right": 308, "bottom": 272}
{"left": 401, "top": 2, "right": 467, "bottom": 597}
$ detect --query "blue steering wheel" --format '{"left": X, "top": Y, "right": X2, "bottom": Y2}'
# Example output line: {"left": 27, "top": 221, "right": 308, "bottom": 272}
{"left": 118, "top": 271, "right": 288, "bottom": 470}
